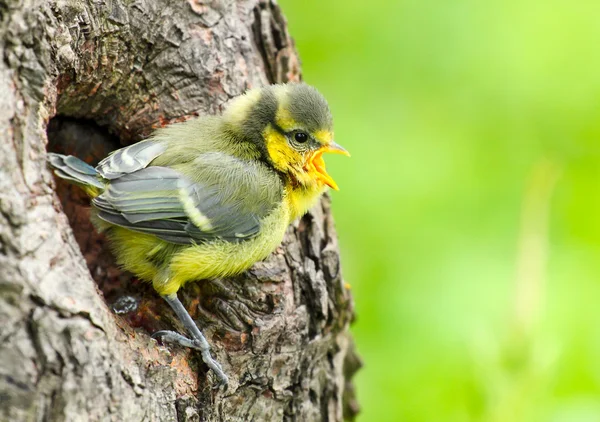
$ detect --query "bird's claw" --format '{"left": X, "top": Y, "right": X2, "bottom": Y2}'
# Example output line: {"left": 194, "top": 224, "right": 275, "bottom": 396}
{"left": 158, "top": 294, "right": 229, "bottom": 386}
{"left": 152, "top": 330, "right": 229, "bottom": 385}
{"left": 201, "top": 350, "right": 229, "bottom": 386}
{"left": 152, "top": 330, "right": 198, "bottom": 349}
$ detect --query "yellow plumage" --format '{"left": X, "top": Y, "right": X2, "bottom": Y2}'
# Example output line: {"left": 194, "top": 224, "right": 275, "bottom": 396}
{"left": 104, "top": 201, "right": 290, "bottom": 296}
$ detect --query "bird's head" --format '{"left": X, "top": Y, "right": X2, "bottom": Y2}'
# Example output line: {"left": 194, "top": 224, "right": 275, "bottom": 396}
{"left": 224, "top": 83, "right": 349, "bottom": 191}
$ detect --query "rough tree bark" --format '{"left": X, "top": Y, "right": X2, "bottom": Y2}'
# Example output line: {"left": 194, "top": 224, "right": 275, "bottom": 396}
{"left": 0, "top": 1, "right": 361, "bottom": 421}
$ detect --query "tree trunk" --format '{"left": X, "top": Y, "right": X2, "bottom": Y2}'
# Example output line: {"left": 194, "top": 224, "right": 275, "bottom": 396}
{"left": 0, "top": 1, "right": 361, "bottom": 421}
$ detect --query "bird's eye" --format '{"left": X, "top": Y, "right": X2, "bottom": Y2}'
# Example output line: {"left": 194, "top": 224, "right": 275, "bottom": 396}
{"left": 294, "top": 132, "right": 308, "bottom": 143}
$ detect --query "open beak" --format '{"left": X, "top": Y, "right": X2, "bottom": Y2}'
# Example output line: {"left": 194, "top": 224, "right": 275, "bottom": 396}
{"left": 307, "top": 142, "right": 350, "bottom": 191}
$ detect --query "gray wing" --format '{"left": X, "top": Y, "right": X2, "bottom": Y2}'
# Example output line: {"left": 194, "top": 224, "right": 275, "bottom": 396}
{"left": 97, "top": 140, "right": 166, "bottom": 180}
{"left": 92, "top": 154, "right": 282, "bottom": 245}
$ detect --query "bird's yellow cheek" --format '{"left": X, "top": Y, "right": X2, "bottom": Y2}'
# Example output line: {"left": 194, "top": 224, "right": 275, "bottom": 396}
{"left": 263, "top": 125, "right": 302, "bottom": 174}
{"left": 263, "top": 124, "right": 327, "bottom": 190}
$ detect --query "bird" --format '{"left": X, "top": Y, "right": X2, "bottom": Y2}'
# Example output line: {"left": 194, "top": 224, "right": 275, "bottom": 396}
{"left": 47, "top": 83, "right": 349, "bottom": 385}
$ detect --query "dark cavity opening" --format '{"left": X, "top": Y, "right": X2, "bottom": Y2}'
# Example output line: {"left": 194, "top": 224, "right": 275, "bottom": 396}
{"left": 46, "top": 117, "right": 159, "bottom": 328}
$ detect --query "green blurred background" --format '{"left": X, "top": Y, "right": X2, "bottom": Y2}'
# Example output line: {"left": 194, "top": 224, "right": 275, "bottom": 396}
{"left": 279, "top": 1, "right": 600, "bottom": 421}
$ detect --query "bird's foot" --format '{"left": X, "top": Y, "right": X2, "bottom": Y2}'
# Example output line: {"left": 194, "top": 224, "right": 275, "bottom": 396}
{"left": 153, "top": 330, "right": 229, "bottom": 386}
{"left": 152, "top": 330, "right": 198, "bottom": 349}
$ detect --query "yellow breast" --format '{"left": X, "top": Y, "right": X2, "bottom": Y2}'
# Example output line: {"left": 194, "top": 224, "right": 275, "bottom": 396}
{"left": 284, "top": 184, "right": 326, "bottom": 222}
{"left": 162, "top": 202, "right": 291, "bottom": 295}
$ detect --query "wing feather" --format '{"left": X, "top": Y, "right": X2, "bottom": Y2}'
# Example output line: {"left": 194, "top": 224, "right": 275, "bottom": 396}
{"left": 97, "top": 140, "right": 166, "bottom": 179}
{"left": 92, "top": 154, "right": 282, "bottom": 245}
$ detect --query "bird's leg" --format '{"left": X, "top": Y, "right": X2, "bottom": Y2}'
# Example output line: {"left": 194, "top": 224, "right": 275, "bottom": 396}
{"left": 153, "top": 293, "right": 229, "bottom": 385}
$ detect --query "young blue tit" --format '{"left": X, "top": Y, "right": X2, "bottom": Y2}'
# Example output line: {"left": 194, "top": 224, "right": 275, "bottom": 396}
{"left": 48, "top": 83, "right": 349, "bottom": 385}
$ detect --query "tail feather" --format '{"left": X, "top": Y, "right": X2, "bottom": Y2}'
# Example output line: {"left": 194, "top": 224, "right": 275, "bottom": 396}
{"left": 48, "top": 153, "right": 105, "bottom": 195}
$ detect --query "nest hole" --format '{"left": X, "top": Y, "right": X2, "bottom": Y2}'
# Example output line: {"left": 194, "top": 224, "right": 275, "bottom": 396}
{"left": 46, "top": 116, "right": 163, "bottom": 329}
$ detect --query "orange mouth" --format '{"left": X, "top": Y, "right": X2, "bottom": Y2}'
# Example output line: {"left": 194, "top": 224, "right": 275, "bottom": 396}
{"left": 306, "top": 142, "right": 350, "bottom": 191}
